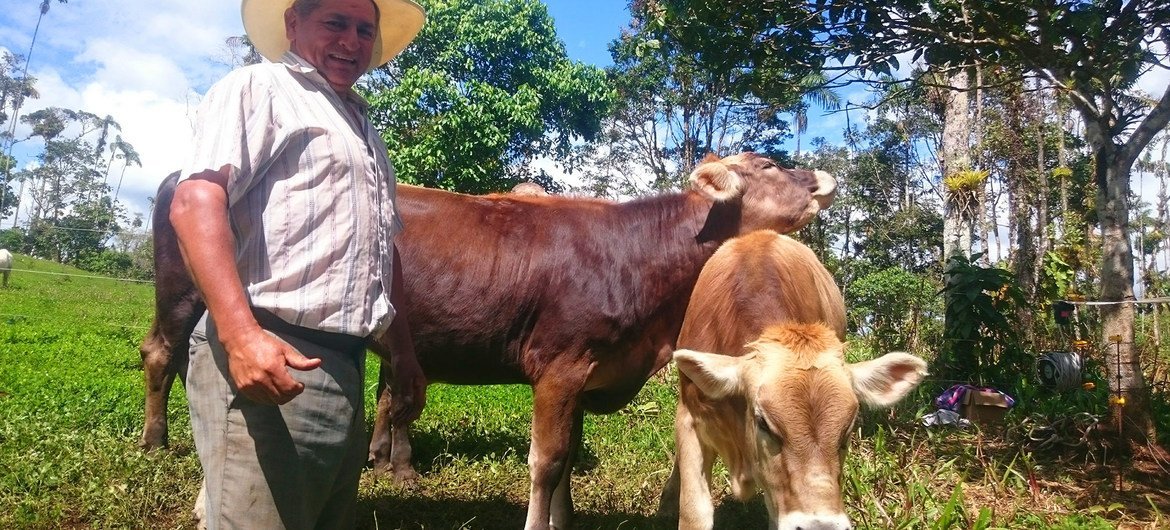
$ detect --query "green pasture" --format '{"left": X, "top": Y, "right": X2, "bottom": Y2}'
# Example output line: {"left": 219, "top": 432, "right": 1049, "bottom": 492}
{"left": 0, "top": 253, "right": 1164, "bottom": 529}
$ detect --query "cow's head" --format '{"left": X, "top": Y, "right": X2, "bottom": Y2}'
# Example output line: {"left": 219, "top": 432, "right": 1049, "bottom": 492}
{"left": 674, "top": 323, "right": 926, "bottom": 530}
{"left": 689, "top": 152, "right": 837, "bottom": 234}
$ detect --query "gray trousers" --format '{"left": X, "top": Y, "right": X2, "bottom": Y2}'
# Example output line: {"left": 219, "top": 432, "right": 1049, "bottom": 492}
{"left": 187, "top": 313, "right": 367, "bottom": 530}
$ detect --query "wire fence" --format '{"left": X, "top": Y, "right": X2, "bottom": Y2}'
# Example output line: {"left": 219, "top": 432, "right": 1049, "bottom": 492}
{"left": 3, "top": 267, "right": 154, "bottom": 284}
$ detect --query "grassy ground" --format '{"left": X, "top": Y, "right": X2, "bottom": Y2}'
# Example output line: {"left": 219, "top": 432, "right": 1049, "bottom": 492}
{"left": 0, "top": 253, "right": 1166, "bottom": 529}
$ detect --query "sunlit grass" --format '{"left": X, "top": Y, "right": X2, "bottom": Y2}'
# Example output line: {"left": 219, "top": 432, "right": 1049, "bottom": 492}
{"left": 0, "top": 253, "right": 1161, "bottom": 529}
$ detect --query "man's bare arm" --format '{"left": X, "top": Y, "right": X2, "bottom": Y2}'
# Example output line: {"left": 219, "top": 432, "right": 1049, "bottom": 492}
{"left": 170, "top": 169, "right": 321, "bottom": 404}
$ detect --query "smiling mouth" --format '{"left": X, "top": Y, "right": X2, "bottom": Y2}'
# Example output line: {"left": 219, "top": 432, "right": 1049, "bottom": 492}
{"left": 329, "top": 54, "right": 358, "bottom": 65}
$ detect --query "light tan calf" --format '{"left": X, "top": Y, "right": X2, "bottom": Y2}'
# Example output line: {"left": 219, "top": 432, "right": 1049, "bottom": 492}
{"left": 659, "top": 231, "right": 927, "bottom": 530}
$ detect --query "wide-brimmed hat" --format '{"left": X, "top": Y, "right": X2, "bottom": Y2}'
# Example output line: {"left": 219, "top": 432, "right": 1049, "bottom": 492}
{"left": 242, "top": 0, "right": 425, "bottom": 71}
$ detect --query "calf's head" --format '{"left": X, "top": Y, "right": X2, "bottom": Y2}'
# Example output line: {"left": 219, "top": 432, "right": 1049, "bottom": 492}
{"left": 689, "top": 152, "right": 837, "bottom": 235}
{"left": 674, "top": 323, "right": 926, "bottom": 530}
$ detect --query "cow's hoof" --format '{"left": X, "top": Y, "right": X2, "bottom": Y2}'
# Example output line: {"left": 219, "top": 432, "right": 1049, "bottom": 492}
{"left": 138, "top": 436, "right": 166, "bottom": 451}
{"left": 369, "top": 462, "right": 420, "bottom": 487}
{"left": 392, "top": 467, "right": 421, "bottom": 486}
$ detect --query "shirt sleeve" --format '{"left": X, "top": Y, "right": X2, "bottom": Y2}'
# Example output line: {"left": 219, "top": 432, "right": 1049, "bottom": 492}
{"left": 179, "top": 66, "right": 279, "bottom": 204}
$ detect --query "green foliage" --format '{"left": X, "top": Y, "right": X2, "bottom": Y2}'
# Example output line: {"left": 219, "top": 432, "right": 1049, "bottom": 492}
{"left": 939, "top": 253, "right": 1030, "bottom": 390}
{"left": 846, "top": 267, "right": 943, "bottom": 353}
{"left": 638, "top": 0, "right": 827, "bottom": 105}
{"left": 365, "top": 0, "right": 612, "bottom": 193}
{"left": 942, "top": 169, "right": 988, "bottom": 193}
{"left": 0, "top": 227, "right": 23, "bottom": 250}
{"left": 579, "top": 7, "right": 838, "bottom": 197}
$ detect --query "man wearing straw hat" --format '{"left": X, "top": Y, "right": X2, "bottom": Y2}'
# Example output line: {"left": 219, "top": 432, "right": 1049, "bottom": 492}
{"left": 170, "top": 0, "right": 425, "bottom": 527}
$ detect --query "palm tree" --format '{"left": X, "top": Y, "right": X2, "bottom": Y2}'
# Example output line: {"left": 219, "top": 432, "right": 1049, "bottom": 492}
{"left": 110, "top": 135, "right": 141, "bottom": 207}
{"left": 792, "top": 72, "right": 841, "bottom": 159}
{"left": 3, "top": 0, "right": 68, "bottom": 228}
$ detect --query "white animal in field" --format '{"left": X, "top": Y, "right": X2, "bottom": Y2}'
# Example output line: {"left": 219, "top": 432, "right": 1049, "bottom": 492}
{"left": 0, "top": 248, "right": 12, "bottom": 287}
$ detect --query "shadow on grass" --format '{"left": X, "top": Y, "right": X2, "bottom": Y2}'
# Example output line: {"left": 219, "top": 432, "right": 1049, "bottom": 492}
{"left": 359, "top": 493, "right": 769, "bottom": 529}
{"left": 358, "top": 495, "right": 527, "bottom": 529}
{"left": 370, "top": 423, "right": 601, "bottom": 476}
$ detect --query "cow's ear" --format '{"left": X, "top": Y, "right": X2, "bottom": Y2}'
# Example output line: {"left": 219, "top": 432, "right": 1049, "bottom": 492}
{"left": 689, "top": 160, "right": 744, "bottom": 202}
{"left": 848, "top": 352, "right": 927, "bottom": 408}
{"left": 674, "top": 349, "right": 743, "bottom": 399}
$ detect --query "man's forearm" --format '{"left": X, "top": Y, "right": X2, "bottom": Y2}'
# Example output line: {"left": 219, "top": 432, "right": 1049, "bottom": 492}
{"left": 170, "top": 172, "right": 260, "bottom": 345}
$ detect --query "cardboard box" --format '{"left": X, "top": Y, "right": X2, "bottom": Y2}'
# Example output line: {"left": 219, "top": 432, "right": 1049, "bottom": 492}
{"left": 959, "top": 389, "right": 1010, "bottom": 426}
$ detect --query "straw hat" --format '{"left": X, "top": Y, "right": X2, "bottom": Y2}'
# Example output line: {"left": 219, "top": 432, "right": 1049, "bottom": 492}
{"left": 242, "top": 0, "right": 425, "bottom": 71}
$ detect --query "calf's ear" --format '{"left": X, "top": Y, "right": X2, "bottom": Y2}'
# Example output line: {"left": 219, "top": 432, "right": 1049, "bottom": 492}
{"left": 674, "top": 349, "right": 744, "bottom": 399}
{"left": 848, "top": 352, "right": 927, "bottom": 408}
{"left": 689, "top": 160, "right": 744, "bottom": 202}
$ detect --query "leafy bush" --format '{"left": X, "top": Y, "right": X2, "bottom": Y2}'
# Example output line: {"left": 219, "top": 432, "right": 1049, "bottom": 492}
{"left": 846, "top": 267, "right": 943, "bottom": 354}
{"left": 938, "top": 253, "right": 1030, "bottom": 390}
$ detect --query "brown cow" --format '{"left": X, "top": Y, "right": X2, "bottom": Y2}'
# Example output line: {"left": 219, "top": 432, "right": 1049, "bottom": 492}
{"left": 140, "top": 152, "right": 837, "bottom": 530}
{"left": 659, "top": 231, "right": 927, "bottom": 529}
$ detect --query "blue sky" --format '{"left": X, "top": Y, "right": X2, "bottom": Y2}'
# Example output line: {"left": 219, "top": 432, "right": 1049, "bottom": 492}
{"left": 4, "top": 1, "right": 1163, "bottom": 228}
{"left": 0, "top": 0, "right": 635, "bottom": 224}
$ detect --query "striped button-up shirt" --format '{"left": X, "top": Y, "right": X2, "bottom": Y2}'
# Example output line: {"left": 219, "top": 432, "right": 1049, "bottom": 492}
{"left": 180, "top": 52, "right": 401, "bottom": 338}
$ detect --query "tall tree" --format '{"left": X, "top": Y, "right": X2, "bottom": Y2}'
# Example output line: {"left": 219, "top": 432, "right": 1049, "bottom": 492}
{"left": 576, "top": 3, "right": 838, "bottom": 198}
{"left": 939, "top": 66, "right": 978, "bottom": 259}
{"left": 651, "top": 0, "right": 1170, "bottom": 451}
{"left": 0, "top": 51, "right": 39, "bottom": 221}
{"left": 1, "top": 0, "right": 68, "bottom": 226}
{"left": 364, "top": 0, "right": 612, "bottom": 194}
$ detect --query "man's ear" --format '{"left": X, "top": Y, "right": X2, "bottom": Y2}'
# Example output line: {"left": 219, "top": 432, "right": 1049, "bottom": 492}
{"left": 674, "top": 349, "right": 744, "bottom": 399}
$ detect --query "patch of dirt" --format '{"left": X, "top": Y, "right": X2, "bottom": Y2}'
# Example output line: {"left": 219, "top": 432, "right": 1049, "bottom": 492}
{"left": 956, "top": 433, "right": 1169, "bottom": 528}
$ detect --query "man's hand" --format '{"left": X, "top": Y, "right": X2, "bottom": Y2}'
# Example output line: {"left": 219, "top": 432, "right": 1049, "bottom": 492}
{"left": 220, "top": 324, "right": 323, "bottom": 405}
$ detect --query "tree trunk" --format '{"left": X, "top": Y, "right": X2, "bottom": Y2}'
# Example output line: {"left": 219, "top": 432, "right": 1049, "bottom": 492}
{"left": 1006, "top": 86, "right": 1036, "bottom": 338}
{"left": 1033, "top": 81, "right": 1049, "bottom": 304}
{"left": 1057, "top": 98, "right": 1070, "bottom": 237}
{"left": 941, "top": 67, "right": 974, "bottom": 259}
{"left": 1097, "top": 148, "right": 1154, "bottom": 449}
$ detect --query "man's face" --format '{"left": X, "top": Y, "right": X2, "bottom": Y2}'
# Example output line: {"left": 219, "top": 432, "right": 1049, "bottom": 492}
{"left": 285, "top": 0, "right": 378, "bottom": 93}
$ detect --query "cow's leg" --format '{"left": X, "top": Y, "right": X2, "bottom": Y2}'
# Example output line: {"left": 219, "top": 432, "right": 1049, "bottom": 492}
{"left": 139, "top": 322, "right": 176, "bottom": 450}
{"left": 549, "top": 407, "right": 584, "bottom": 529}
{"left": 524, "top": 367, "right": 589, "bottom": 530}
{"left": 367, "top": 369, "right": 393, "bottom": 469}
{"left": 674, "top": 400, "right": 717, "bottom": 530}
{"left": 368, "top": 335, "right": 427, "bottom": 485}
{"left": 368, "top": 366, "right": 419, "bottom": 484}
{"left": 657, "top": 455, "right": 681, "bottom": 519}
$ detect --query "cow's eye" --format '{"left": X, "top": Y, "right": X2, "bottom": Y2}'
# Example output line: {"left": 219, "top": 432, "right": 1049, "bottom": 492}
{"left": 756, "top": 414, "right": 783, "bottom": 446}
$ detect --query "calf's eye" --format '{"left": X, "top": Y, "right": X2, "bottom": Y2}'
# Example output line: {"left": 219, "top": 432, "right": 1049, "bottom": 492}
{"left": 755, "top": 414, "right": 783, "bottom": 446}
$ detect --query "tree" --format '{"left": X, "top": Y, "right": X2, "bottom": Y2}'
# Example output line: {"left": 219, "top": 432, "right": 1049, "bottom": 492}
{"left": 651, "top": 0, "right": 1170, "bottom": 452}
{"left": 363, "top": 0, "right": 612, "bottom": 194}
{"left": 1, "top": 0, "right": 68, "bottom": 226}
{"left": 570, "top": 4, "right": 839, "bottom": 198}
{"left": 0, "top": 50, "right": 39, "bottom": 221}
{"left": 892, "top": 0, "right": 1170, "bottom": 450}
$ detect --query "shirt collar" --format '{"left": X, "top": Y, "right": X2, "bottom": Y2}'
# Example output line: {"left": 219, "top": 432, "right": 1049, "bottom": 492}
{"left": 278, "top": 51, "right": 370, "bottom": 111}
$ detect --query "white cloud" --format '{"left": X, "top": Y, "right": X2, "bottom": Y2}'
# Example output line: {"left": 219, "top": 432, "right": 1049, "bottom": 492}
{"left": 1, "top": 0, "right": 240, "bottom": 226}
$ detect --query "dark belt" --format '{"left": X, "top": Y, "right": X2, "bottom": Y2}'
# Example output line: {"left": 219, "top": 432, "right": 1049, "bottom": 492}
{"left": 252, "top": 308, "right": 368, "bottom": 355}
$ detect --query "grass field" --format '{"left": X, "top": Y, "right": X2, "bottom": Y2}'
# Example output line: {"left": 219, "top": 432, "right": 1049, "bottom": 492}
{"left": 0, "top": 253, "right": 1166, "bottom": 529}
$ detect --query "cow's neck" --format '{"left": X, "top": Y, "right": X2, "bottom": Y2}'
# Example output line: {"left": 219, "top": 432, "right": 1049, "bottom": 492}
{"left": 617, "top": 191, "right": 738, "bottom": 315}
{"left": 695, "top": 196, "right": 744, "bottom": 244}
{"left": 631, "top": 191, "right": 734, "bottom": 267}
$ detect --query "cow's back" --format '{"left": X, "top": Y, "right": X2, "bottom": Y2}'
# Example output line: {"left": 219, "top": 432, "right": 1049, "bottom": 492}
{"left": 394, "top": 184, "right": 704, "bottom": 393}
{"left": 677, "top": 230, "right": 844, "bottom": 355}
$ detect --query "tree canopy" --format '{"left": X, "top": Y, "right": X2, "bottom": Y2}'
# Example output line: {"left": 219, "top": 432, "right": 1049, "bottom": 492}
{"left": 364, "top": 0, "right": 613, "bottom": 194}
